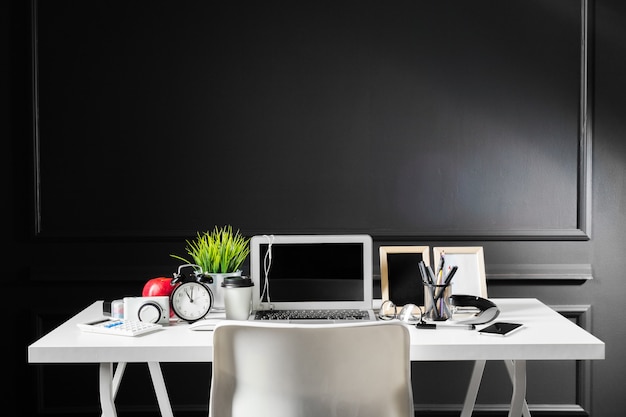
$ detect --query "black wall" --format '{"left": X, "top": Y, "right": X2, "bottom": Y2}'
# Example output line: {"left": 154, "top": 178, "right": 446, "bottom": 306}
{"left": 34, "top": 0, "right": 584, "bottom": 239}
{"left": 6, "top": 0, "right": 626, "bottom": 416}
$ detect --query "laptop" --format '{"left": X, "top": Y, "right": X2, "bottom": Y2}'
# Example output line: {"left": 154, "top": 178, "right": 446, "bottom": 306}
{"left": 249, "top": 234, "right": 376, "bottom": 322}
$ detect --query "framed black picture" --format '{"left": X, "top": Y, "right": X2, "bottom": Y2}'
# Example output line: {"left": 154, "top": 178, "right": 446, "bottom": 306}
{"left": 380, "top": 246, "right": 430, "bottom": 307}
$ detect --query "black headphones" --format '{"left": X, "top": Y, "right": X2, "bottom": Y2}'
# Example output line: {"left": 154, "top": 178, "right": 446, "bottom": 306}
{"left": 449, "top": 294, "right": 500, "bottom": 324}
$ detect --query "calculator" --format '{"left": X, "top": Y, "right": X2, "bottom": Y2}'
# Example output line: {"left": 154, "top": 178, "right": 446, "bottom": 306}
{"left": 77, "top": 318, "right": 163, "bottom": 337}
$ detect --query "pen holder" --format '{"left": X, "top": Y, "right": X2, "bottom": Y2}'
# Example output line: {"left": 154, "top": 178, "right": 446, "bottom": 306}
{"left": 423, "top": 282, "right": 452, "bottom": 321}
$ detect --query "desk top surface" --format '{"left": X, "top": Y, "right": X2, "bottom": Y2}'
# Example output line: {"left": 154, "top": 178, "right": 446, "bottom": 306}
{"left": 28, "top": 298, "right": 604, "bottom": 363}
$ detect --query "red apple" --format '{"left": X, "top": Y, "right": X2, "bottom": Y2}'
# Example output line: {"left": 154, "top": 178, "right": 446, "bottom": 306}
{"left": 142, "top": 277, "right": 177, "bottom": 317}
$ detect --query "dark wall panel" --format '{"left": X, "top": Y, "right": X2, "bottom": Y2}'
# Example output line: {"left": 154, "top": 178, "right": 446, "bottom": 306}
{"left": 34, "top": 0, "right": 586, "bottom": 239}
{"left": 12, "top": 0, "right": 620, "bottom": 416}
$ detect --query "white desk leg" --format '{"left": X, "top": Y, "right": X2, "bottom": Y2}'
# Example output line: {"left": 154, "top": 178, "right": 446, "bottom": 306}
{"left": 505, "top": 360, "right": 531, "bottom": 417}
{"left": 508, "top": 360, "right": 527, "bottom": 417}
{"left": 461, "top": 360, "right": 486, "bottom": 417}
{"left": 147, "top": 362, "right": 174, "bottom": 417}
{"left": 110, "top": 363, "right": 126, "bottom": 401}
{"left": 99, "top": 363, "right": 118, "bottom": 417}
{"left": 101, "top": 363, "right": 126, "bottom": 417}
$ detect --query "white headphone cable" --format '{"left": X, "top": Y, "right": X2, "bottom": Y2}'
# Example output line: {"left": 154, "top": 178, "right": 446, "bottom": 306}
{"left": 260, "top": 234, "right": 274, "bottom": 308}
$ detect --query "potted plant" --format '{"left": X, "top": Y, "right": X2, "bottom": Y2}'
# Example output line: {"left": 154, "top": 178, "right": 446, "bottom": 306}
{"left": 170, "top": 225, "right": 251, "bottom": 311}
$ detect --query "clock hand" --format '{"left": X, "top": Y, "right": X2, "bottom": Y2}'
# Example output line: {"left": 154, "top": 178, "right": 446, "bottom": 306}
{"left": 190, "top": 286, "right": 194, "bottom": 302}
{"left": 185, "top": 288, "right": 192, "bottom": 301}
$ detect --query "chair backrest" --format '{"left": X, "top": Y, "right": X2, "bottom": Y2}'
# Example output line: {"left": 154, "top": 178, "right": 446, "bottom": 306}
{"left": 209, "top": 320, "right": 414, "bottom": 417}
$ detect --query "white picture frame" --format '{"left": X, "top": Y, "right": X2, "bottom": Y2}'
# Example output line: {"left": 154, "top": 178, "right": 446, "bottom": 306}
{"left": 432, "top": 247, "right": 487, "bottom": 297}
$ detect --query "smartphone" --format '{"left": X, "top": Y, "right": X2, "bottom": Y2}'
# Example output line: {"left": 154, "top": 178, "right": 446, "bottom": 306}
{"left": 478, "top": 322, "right": 523, "bottom": 336}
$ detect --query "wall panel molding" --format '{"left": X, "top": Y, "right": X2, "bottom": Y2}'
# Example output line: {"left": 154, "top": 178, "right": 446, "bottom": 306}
{"left": 31, "top": 263, "right": 593, "bottom": 284}
{"left": 486, "top": 263, "right": 593, "bottom": 281}
{"left": 30, "top": 0, "right": 592, "bottom": 241}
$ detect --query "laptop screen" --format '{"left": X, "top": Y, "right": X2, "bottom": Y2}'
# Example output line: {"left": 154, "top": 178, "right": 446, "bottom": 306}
{"left": 250, "top": 235, "right": 373, "bottom": 311}
{"left": 257, "top": 242, "right": 364, "bottom": 302}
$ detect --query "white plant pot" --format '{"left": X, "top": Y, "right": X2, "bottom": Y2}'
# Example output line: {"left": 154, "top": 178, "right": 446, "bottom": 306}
{"left": 205, "top": 271, "right": 243, "bottom": 311}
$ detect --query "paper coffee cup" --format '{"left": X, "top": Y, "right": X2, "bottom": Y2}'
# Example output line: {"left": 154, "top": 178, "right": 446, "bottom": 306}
{"left": 221, "top": 277, "right": 254, "bottom": 320}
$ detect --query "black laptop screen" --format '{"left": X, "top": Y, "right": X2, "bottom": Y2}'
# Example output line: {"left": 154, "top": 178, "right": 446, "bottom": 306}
{"left": 258, "top": 243, "right": 364, "bottom": 302}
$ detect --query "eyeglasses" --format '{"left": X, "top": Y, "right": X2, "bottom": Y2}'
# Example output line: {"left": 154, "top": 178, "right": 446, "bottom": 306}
{"left": 378, "top": 300, "right": 423, "bottom": 324}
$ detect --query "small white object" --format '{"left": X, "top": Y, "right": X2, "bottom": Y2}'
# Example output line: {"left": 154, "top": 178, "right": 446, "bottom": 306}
{"left": 77, "top": 318, "right": 162, "bottom": 337}
{"left": 111, "top": 299, "right": 124, "bottom": 319}
{"left": 222, "top": 278, "right": 254, "bottom": 320}
{"left": 188, "top": 318, "right": 223, "bottom": 331}
{"left": 123, "top": 296, "right": 170, "bottom": 325}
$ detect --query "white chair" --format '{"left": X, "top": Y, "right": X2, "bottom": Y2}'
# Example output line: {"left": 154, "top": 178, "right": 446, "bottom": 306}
{"left": 209, "top": 320, "right": 414, "bottom": 417}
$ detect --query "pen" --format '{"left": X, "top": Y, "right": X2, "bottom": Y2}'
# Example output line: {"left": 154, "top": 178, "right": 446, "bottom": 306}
{"left": 426, "top": 265, "right": 438, "bottom": 286}
{"left": 434, "top": 265, "right": 458, "bottom": 303}
{"left": 416, "top": 322, "right": 475, "bottom": 330}
{"left": 437, "top": 251, "right": 445, "bottom": 284}
{"left": 443, "top": 265, "right": 458, "bottom": 286}
{"left": 105, "top": 321, "right": 124, "bottom": 328}
{"left": 418, "top": 261, "right": 432, "bottom": 285}
{"left": 417, "top": 261, "right": 425, "bottom": 282}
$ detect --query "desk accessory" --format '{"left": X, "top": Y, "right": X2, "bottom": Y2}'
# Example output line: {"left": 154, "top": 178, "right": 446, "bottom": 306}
{"left": 170, "top": 225, "right": 250, "bottom": 311}
{"left": 449, "top": 294, "right": 500, "bottom": 325}
{"left": 170, "top": 264, "right": 214, "bottom": 323}
{"left": 379, "top": 246, "right": 430, "bottom": 309}
{"left": 221, "top": 276, "right": 254, "bottom": 320}
{"left": 123, "top": 296, "right": 170, "bottom": 325}
{"left": 432, "top": 247, "right": 488, "bottom": 297}
{"left": 103, "top": 299, "right": 124, "bottom": 318}
{"left": 188, "top": 318, "right": 222, "bottom": 331}
{"left": 142, "top": 277, "right": 175, "bottom": 303}
{"left": 478, "top": 322, "right": 523, "bottom": 336}
{"left": 419, "top": 260, "right": 457, "bottom": 321}
{"left": 77, "top": 318, "right": 162, "bottom": 337}
{"left": 378, "top": 300, "right": 422, "bottom": 324}
{"left": 423, "top": 280, "right": 452, "bottom": 320}
{"left": 416, "top": 322, "right": 475, "bottom": 330}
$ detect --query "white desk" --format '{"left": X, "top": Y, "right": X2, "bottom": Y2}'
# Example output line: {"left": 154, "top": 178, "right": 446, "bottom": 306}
{"left": 28, "top": 298, "right": 604, "bottom": 417}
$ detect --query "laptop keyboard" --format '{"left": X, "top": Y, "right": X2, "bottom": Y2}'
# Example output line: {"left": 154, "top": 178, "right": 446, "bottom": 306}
{"left": 254, "top": 309, "right": 370, "bottom": 321}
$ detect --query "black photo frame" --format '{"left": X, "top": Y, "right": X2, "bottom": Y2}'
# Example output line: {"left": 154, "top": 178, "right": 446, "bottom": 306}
{"left": 380, "top": 246, "right": 430, "bottom": 307}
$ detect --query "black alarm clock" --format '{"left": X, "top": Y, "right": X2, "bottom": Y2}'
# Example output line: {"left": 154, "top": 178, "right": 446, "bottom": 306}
{"left": 170, "top": 264, "right": 214, "bottom": 323}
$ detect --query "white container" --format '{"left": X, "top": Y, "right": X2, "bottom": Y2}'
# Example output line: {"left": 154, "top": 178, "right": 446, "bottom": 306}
{"left": 221, "top": 276, "right": 254, "bottom": 320}
{"left": 206, "top": 271, "right": 243, "bottom": 311}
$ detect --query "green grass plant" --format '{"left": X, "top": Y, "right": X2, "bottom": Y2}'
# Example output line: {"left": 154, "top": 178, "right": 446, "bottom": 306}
{"left": 170, "top": 225, "right": 250, "bottom": 274}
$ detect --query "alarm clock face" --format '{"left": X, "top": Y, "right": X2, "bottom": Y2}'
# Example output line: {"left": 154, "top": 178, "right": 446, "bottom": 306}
{"left": 170, "top": 281, "right": 214, "bottom": 322}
